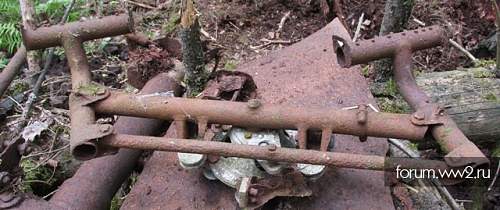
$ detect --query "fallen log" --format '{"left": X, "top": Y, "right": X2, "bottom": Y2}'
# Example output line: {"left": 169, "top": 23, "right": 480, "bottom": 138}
{"left": 375, "top": 67, "right": 500, "bottom": 146}
{"left": 416, "top": 67, "right": 500, "bottom": 145}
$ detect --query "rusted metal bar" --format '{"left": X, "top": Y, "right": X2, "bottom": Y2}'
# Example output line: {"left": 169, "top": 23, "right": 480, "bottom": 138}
{"left": 62, "top": 34, "right": 103, "bottom": 160}
{"left": 332, "top": 26, "right": 446, "bottom": 67}
{"left": 21, "top": 14, "right": 133, "bottom": 50}
{"left": 332, "top": 26, "right": 489, "bottom": 169}
{"left": 101, "top": 134, "right": 450, "bottom": 171}
{"left": 0, "top": 45, "right": 26, "bottom": 97}
{"left": 21, "top": 14, "right": 134, "bottom": 160}
{"left": 88, "top": 91, "right": 428, "bottom": 144}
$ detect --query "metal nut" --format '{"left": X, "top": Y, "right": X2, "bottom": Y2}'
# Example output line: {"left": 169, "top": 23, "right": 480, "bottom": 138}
{"left": 268, "top": 144, "right": 277, "bottom": 152}
{"left": 247, "top": 99, "right": 261, "bottom": 109}
{"left": 100, "top": 125, "right": 111, "bottom": 132}
{"left": 249, "top": 188, "right": 259, "bottom": 196}
{"left": 412, "top": 112, "right": 425, "bottom": 120}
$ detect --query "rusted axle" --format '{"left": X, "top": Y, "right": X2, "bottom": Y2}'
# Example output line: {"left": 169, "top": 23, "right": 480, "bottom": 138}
{"left": 101, "top": 134, "right": 450, "bottom": 171}
{"left": 332, "top": 26, "right": 489, "bottom": 168}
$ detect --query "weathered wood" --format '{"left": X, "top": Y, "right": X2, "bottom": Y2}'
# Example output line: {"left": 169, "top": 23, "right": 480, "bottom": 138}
{"left": 373, "top": 67, "right": 500, "bottom": 145}
{"left": 374, "top": 0, "right": 415, "bottom": 83}
{"left": 19, "top": 0, "right": 41, "bottom": 76}
{"left": 417, "top": 68, "right": 500, "bottom": 145}
{"left": 179, "top": 0, "right": 207, "bottom": 96}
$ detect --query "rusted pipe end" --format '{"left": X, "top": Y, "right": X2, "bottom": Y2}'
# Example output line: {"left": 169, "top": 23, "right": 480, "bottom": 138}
{"left": 444, "top": 144, "right": 490, "bottom": 169}
{"left": 72, "top": 142, "right": 99, "bottom": 161}
{"left": 332, "top": 35, "right": 352, "bottom": 68}
{"left": 22, "top": 13, "right": 134, "bottom": 50}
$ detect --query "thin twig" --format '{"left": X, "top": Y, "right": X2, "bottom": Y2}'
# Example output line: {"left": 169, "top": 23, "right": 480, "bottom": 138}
{"left": 249, "top": 39, "right": 293, "bottom": 50}
{"left": 353, "top": 13, "right": 364, "bottom": 42}
{"left": 125, "top": 0, "right": 156, "bottom": 9}
{"left": 412, "top": 17, "right": 426, "bottom": 27}
{"left": 200, "top": 28, "right": 216, "bottom": 41}
{"left": 488, "top": 160, "right": 500, "bottom": 191}
{"left": 20, "top": 0, "right": 76, "bottom": 124}
{"left": 448, "top": 39, "right": 478, "bottom": 64}
{"left": 276, "top": 11, "right": 291, "bottom": 38}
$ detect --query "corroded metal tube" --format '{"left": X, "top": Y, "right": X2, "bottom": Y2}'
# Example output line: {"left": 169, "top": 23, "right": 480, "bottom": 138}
{"left": 91, "top": 92, "right": 428, "bottom": 141}
{"left": 332, "top": 26, "right": 489, "bottom": 169}
{"left": 21, "top": 14, "right": 133, "bottom": 50}
{"left": 20, "top": 14, "right": 134, "bottom": 160}
{"left": 332, "top": 26, "right": 446, "bottom": 67}
{"left": 101, "top": 134, "right": 451, "bottom": 171}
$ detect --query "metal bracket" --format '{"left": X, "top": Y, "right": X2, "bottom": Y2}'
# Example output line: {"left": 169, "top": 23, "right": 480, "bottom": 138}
{"left": 75, "top": 124, "right": 114, "bottom": 142}
{"left": 410, "top": 104, "right": 446, "bottom": 126}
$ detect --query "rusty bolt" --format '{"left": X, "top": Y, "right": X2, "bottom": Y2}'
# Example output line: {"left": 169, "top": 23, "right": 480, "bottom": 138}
{"left": 100, "top": 125, "right": 111, "bottom": 133}
{"left": 249, "top": 188, "right": 259, "bottom": 196}
{"left": 268, "top": 144, "right": 277, "bottom": 152}
{"left": 247, "top": 99, "right": 261, "bottom": 109}
{"left": 412, "top": 112, "right": 425, "bottom": 120}
{"left": 359, "top": 136, "right": 367, "bottom": 142}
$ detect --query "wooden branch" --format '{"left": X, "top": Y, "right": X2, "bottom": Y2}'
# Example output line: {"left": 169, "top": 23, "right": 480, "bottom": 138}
{"left": 179, "top": 0, "right": 208, "bottom": 95}
{"left": 19, "top": 0, "right": 41, "bottom": 74}
{"left": 448, "top": 39, "right": 478, "bottom": 63}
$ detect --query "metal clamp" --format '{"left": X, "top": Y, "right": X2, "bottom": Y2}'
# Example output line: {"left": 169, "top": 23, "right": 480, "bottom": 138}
{"left": 410, "top": 104, "right": 446, "bottom": 126}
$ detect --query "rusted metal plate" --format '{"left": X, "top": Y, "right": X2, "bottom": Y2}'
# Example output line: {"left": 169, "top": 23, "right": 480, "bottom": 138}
{"left": 122, "top": 18, "right": 394, "bottom": 209}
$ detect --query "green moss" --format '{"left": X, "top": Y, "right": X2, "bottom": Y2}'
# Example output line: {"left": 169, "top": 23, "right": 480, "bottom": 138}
{"left": 20, "top": 159, "right": 57, "bottom": 193}
{"left": 408, "top": 142, "right": 418, "bottom": 151}
{"left": 361, "top": 65, "right": 370, "bottom": 77}
{"left": 9, "top": 81, "right": 29, "bottom": 95}
{"left": 163, "top": 13, "right": 180, "bottom": 34}
{"left": 77, "top": 83, "right": 106, "bottom": 96}
{"left": 377, "top": 97, "right": 409, "bottom": 114}
{"left": 224, "top": 60, "right": 238, "bottom": 71}
{"left": 473, "top": 59, "right": 496, "bottom": 68}
{"left": 384, "top": 78, "right": 398, "bottom": 97}
{"left": 472, "top": 68, "right": 495, "bottom": 78}
{"left": 492, "top": 148, "right": 500, "bottom": 158}
{"left": 484, "top": 92, "right": 498, "bottom": 102}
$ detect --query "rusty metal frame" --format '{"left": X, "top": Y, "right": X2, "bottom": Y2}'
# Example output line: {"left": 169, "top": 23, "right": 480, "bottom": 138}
{"left": 21, "top": 14, "right": 134, "bottom": 160}
{"left": 332, "top": 26, "right": 489, "bottom": 168}
{"left": 16, "top": 16, "right": 488, "bottom": 205}
{"left": 11, "top": 15, "right": 490, "bottom": 209}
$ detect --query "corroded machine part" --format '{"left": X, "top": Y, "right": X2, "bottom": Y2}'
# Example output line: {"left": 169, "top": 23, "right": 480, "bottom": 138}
{"left": 21, "top": 13, "right": 134, "bottom": 160}
{"left": 332, "top": 25, "right": 489, "bottom": 169}
{"left": 102, "top": 134, "right": 451, "bottom": 171}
